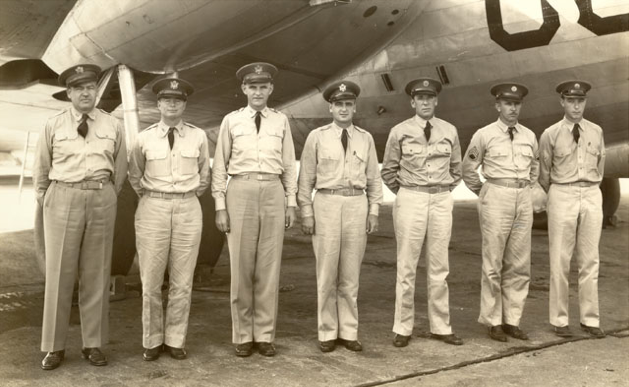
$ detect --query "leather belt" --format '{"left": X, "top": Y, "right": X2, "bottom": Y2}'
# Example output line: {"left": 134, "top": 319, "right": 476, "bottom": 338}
{"left": 486, "top": 178, "right": 530, "bottom": 189}
{"left": 317, "top": 188, "right": 365, "bottom": 196}
{"left": 231, "top": 173, "right": 279, "bottom": 181}
{"left": 400, "top": 185, "right": 450, "bottom": 194}
{"left": 55, "top": 179, "right": 108, "bottom": 190}
{"left": 556, "top": 181, "right": 598, "bottom": 187}
{"left": 145, "top": 191, "right": 196, "bottom": 199}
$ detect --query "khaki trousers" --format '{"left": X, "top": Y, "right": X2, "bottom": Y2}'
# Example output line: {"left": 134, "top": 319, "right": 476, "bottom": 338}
{"left": 477, "top": 183, "right": 532, "bottom": 327}
{"left": 312, "top": 192, "right": 368, "bottom": 341}
{"left": 226, "top": 178, "right": 285, "bottom": 344}
{"left": 41, "top": 181, "right": 116, "bottom": 352}
{"left": 393, "top": 188, "right": 454, "bottom": 336}
{"left": 548, "top": 184, "right": 602, "bottom": 328}
{"left": 135, "top": 196, "right": 202, "bottom": 349}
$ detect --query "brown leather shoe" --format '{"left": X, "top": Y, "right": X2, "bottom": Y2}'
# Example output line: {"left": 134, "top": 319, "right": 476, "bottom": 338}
{"left": 339, "top": 339, "right": 362, "bottom": 352}
{"left": 257, "top": 342, "right": 276, "bottom": 357}
{"left": 41, "top": 350, "right": 65, "bottom": 370}
{"left": 235, "top": 342, "right": 253, "bottom": 357}
{"left": 553, "top": 325, "right": 573, "bottom": 337}
{"left": 488, "top": 325, "right": 508, "bottom": 342}
{"left": 164, "top": 345, "right": 187, "bottom": 360}
{"left": 81, "top": 347, "right": 108, "bottom": 366}
{"left": 319, "top": 340, "right": 336, "bottom": 353}
{"left": 430, "top": 333, "right": 464, "bottom": 346}
{"left": 143, "top": 345, "right": 162, "bottom": 361}
{"left": 580, "top": 323, "right": 606, "bottom": 338}
{"left": 502, "top": 324, "right": 529, "bottom": 340}
{"left": 393, "top": 334, "right": 411, "bottom": 348}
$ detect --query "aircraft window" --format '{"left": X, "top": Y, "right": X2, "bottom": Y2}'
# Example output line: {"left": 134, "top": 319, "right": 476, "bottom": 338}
{"left": 363, "top": 6, "right": 377, "bottom": 18}
{"left": 381, "top": 74, "right": 394, "bottom": 92}
{"left": 387, "top": 21, "right": 395, "bottom": 26}
{"left": 392, "top": 9, "right": 399, "bottom": 15}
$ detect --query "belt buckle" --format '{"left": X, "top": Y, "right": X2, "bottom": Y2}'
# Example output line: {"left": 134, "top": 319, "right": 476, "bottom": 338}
{"left": 428, "top": 186, "right": 439, "bottom": 194}
{"left": 80, "top": 182, "right": 88, "bottom": 190}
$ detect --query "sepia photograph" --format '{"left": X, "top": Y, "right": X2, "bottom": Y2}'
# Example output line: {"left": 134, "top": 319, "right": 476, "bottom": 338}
{"left": 0, "top": 0, "right": 627, "bottom": 386}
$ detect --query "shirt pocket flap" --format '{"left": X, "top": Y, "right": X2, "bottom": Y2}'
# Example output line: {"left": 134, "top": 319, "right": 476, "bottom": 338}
{"left": 586, "top": 146, "right": 600, "bottom": 156}
{"left": 520, "top": 146, "right": 534, "bottom": 157}
{"left": 319, "top": 151, "right": 339, "bottom": 161}
{"left": 353, "top": 150, "right": 366, "bottom": 162}
{"left": 95, "top": 129, "right": 116, "bottom": 141}
{"left": 146, "top": 150, "right": 168, "bottom": 160}
{"left": 490, "top": 147, "right": 510, "bottom": 157}
{"left": 556, "top": 147, "right": 572, "bottom": 157}
{"left": 401, "top": 143, "right": 419, "bottom": 155}
{"left": 55, "top": 129, "right": 76, "bottom": 141}
{"left": 181, "top": 149, "right": 200, "bottom": 158}
{"left": 439, "top": 143, "right": 452, "bottom": 155}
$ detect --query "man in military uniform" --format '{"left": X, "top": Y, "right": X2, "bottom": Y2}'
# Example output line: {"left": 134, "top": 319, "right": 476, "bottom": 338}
{"left": 33, "top": 64, "right": 127, "bottom": 370}
{"left": 297, "top": 81, "right": 382, "bottom": 353}
{"left": 462, "top": 83, "right": 539, "bottom": 342}
{"left": 539, "top": 81, "right": 606, "bottom": 339}
{"left": 129, "top": 77, "right": 210, "bottom": 361}
{"left": 381, "top": 78, "right": 463, "bottom": 348}
{"left": 212, "top": 62, "right": 297, "bottom": 357}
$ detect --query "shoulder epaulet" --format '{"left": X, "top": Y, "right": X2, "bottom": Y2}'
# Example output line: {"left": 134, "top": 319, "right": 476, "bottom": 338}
{"left": 226, "top": 108, "right": 244, "bottom": 117}
{"left": 268, "top": 107, "right": 279, "bottom": 113}
{"left": 49, "top": 109, "right": 66, "bottom": 119}
{"left": 145, "top": 123, "right": 159, "bottom": 131}
{"left": 96, "top": 108, "right": 111, "bottom": 116}
{"left": 353, "top": 125, "right": 367, "bottom": 134}
{"left": 183, "top": 122, "right": 201, "bottom": 130}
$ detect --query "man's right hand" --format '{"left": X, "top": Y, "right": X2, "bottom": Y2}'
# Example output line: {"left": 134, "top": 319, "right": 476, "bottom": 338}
{"left": 301, "top": 216, "right": 315, "bottom": 235}
{"left": 215, "top": 210, "right": 230, "bottom": 233}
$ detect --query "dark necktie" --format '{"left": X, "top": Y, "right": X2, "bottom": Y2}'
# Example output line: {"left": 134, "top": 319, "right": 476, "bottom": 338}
{"left": 77, "top": 114, "right": 88, "bottom": 138}
{"left": 255, "top": 111, "right": 261, "bottom": 133}
{"left": 573, "top": 123, "right": 580, "bottom": 144}
{"left": 341, "top": 128, "right": 348, "bottom": 154}
{"left": 508, "top": 126, "right": 515, "bottom": 141}
{"left": 168, "top": 127, "right": 175, "bottom": 150}
{"left": 424, "top": 121, "right": 432, "bottom": 142}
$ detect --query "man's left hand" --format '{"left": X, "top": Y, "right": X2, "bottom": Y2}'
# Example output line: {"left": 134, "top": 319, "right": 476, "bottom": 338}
{"left": 366, "top": 214, "right": 379, "bottom": 234}
{"left": 285, "top": 207, "right": 296, "bottom": 229}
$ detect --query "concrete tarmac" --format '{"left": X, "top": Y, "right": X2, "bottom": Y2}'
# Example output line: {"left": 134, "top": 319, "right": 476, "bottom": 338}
{"left": 0, "top": 193, "right": 627, "bottom": 387}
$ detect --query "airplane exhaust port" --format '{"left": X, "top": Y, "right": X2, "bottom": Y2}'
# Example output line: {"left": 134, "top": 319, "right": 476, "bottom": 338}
{"left": 34, "top": 179, "right": 225, "bottom": 278}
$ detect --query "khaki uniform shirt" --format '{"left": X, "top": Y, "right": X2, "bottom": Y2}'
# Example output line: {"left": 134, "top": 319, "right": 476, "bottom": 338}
{"left": 538, "top": 117, "right": 605, "bottom": 192}
{"left": 297, "top": 122, "right": 383, "bottom": 218}
{"left": 128, "top": 121, "right": 210, "bottom": 196}
{"left": 33, "top": 107, "right": 127, "bottom": 203}
{"left": 381, "top": 115, "right": 462, "bottom": 194}
{"left": 212, "top": 105, "right": 297, "bottom": 211}
{"left": 462, "top": 119, "right": 539, "bottom": 193}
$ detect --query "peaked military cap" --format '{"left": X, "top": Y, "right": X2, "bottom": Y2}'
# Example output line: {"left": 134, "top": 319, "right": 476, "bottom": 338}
{"left": 490, "top": 83, "right": 528, "bottom": 102}
{"left": 152, "top": 77, "right": 194, "bottom": 100}
{"left": 556, "top": 80, "right": 591, "bottom": 97}
{"left": 405, "top": 78, "right": 442, "bottom": 97}
{"left": 323, "top": 80, "right": 361, "bottom": 102}
{"left": 58, "top": 64, "right": 101, "bottom": 87}
{"left": 236, "top": 62, "right": 278, "bottom": 84}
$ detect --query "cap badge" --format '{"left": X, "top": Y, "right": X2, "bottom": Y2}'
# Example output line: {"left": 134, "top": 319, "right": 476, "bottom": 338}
{"left": 170, "top": 80, "right": 179, "bottom": 90}
{"left": 511, "top": 86, "right": 517, "bottom": 92}
{"left": 575, "top": 83, "right": 581, "bottom": 89}
{"left": 339, "top": 83, "right": 347, "bottom": 92}
{"left": 254, "top": 65, "right": 263, "bottom": 74}
{"left": 423, "top": 80, "right": 430, "bottom": 87}
{"left": 75, "top": 66, "right": 84, "bottom": 74}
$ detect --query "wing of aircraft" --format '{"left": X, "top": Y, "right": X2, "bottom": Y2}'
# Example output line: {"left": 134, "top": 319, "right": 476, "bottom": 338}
{"left": 1, "top": 0, "right": 627, "bottom": 273}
